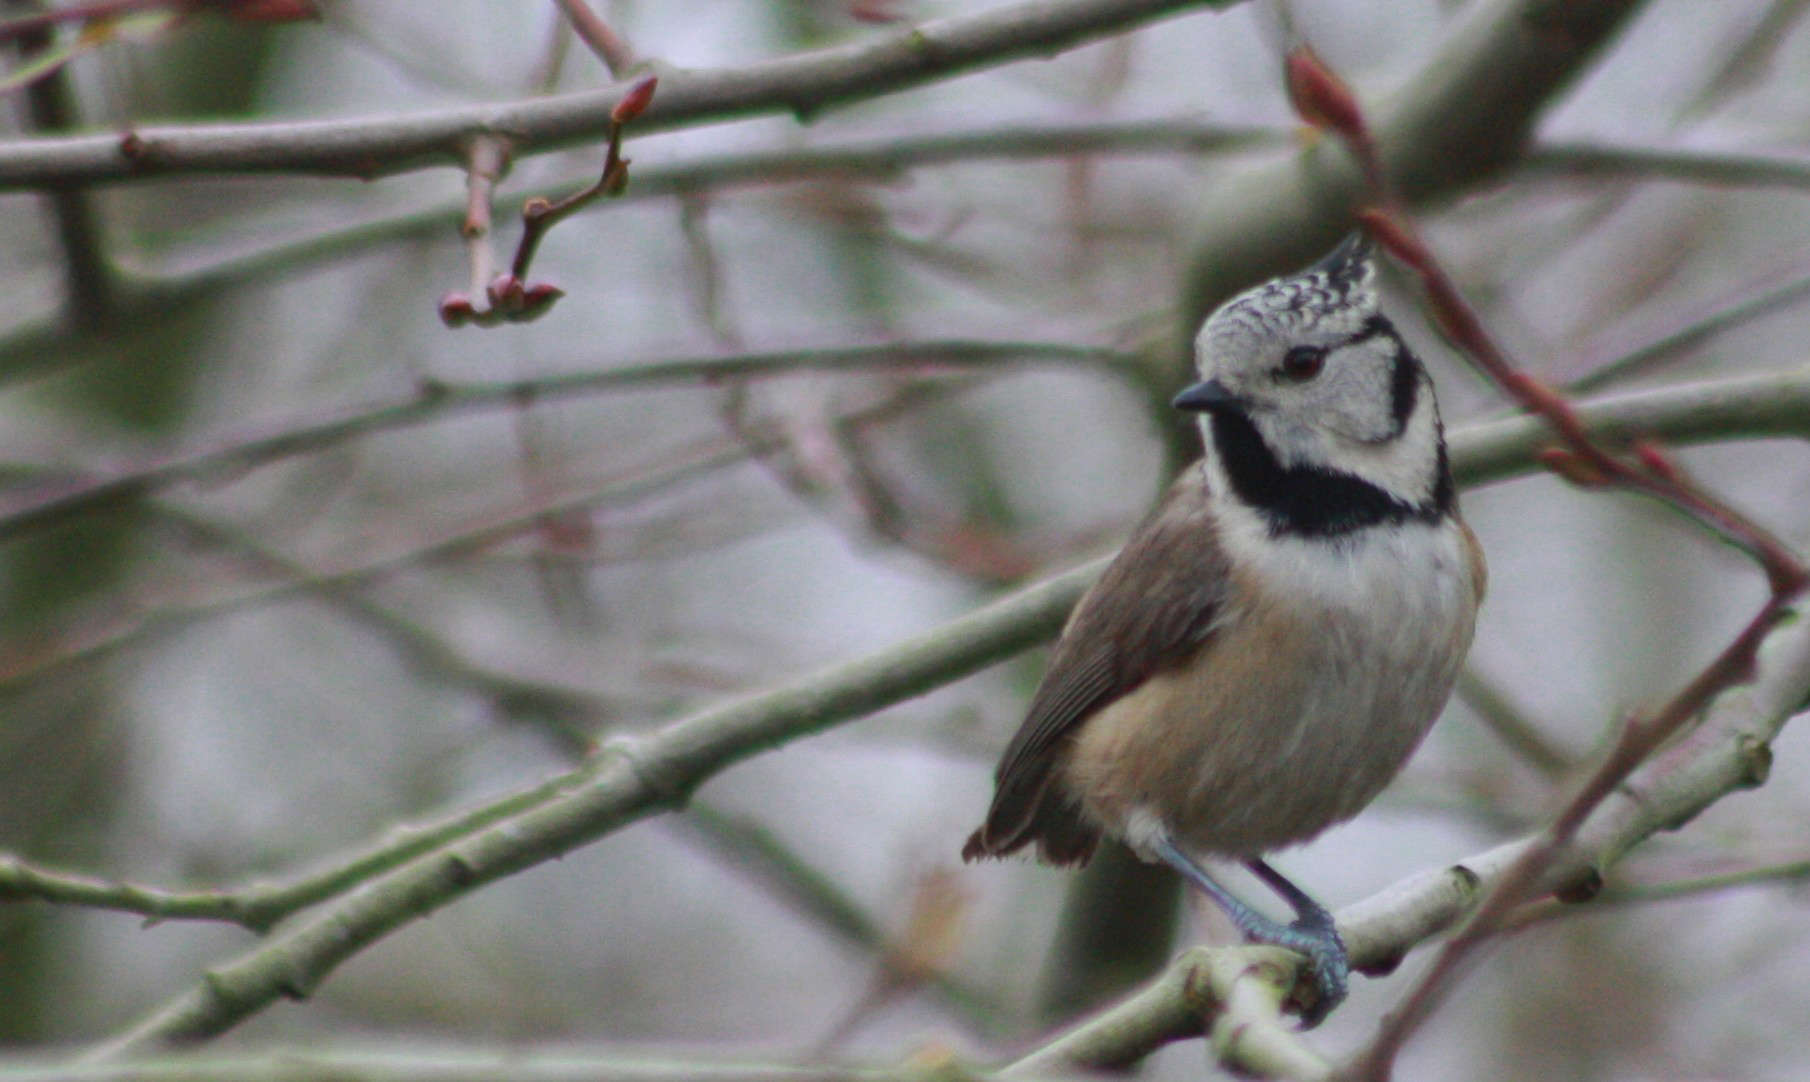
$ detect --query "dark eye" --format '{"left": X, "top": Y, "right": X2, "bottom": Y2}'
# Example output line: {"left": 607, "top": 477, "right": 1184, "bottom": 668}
{"left": 1279, "top": 345, "right": 1327, "bottom": 382}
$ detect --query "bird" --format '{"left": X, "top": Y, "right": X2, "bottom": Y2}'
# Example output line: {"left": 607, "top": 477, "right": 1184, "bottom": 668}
{"left": 961, "top": 233, "right": 1485, "bottom": 1025}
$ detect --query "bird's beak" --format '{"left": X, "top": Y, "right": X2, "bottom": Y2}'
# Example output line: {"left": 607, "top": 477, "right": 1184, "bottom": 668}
{"left": 1172, "top": 378, "right": 1241, "bottom": 413}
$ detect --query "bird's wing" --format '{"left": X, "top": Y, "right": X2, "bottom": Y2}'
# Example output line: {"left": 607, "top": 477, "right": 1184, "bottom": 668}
{"left": 968, "top": 461, "right": 1232, "bottom": 857}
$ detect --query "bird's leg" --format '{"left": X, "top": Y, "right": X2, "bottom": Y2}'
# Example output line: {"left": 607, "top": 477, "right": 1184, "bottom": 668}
{"left": 1149, "top": 835, "right": 1348, "bottom": 1027}
{"left": 1243, "top": 856, "right": 1348, "bottom": 1024}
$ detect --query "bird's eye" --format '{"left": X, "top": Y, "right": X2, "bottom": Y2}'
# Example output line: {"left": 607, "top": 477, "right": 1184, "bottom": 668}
{"left": 1279, "top": 345, "right": 1327, "bottom": 382}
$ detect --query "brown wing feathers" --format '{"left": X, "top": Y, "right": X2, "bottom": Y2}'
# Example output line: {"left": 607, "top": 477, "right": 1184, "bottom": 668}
{"left": 963, "top": 465, "right": 1230, "bottom": 865}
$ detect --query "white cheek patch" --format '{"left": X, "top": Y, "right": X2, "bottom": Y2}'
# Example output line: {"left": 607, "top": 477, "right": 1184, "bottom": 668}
{"left": 1309, "top": 341, "right": 1399, "bottom": 444}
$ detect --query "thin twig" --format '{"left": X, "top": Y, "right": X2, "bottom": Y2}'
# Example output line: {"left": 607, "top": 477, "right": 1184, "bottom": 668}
{"left": 1281, "top": 44, "right": 1808, "bottom": 1080}
{"left": 1453, "top": 669, "right": 1574, "bottom": 779}
{"left": 13, "top": 1, "right": 115, "bottom": 326}
{"left": 1565, "top": 264, "right": 1810, "bottom": 393}
{"left": 551, "top": 0, "right": 636, "bottom": 78}
{"left": 508, "top": 76, "right": 655, "bottom": 280}
{"left": 0, "top": 380, "right": 965, "bottom": 695}
{"left": 460, "top": 134, "right": 509, "bottom": 299}
{"left": 0, "top": 339, "right": 1133, "bottom": 546}
{"left": 1503, "top": 855, "right": 1810, "bottom": 930}
{"left": 1523, "top": 140, "right": 1810, "bottom": 192}
{"left": 0, "top": 0, "right": 1236, "bottom": 186}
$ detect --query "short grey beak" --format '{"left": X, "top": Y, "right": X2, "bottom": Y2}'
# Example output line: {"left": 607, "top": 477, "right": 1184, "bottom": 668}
{"left": 1172, "top": 378, "right": 1240, "bottom": 413}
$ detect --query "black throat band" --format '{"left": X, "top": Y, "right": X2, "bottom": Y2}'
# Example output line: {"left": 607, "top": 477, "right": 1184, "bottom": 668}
{"left": 1207, "top": 408, "right": 1452, "bottom": 538}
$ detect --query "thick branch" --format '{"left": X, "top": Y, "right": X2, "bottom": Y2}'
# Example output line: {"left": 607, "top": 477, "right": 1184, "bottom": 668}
{"left": 0, "top": 0, "right": 1233, "bottom": 187}
{"left": 1016, "top": 608, "right": 1810, "bottom": 1076}
{"left": 87, "top": 564, "right": 1092, "bottom": 1056}
{"left": 72, "top": 364, "right": 1810, "bottom": 1054}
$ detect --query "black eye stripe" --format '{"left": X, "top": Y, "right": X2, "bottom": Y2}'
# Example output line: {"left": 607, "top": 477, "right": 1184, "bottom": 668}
{"left": 1348, "top": 314, "right": 1394, "bottom": 345}
{"left": 1273, "top": 315, "right": 1398, "bottom": 382}
{"left": 1389, "top": 345, "right": 1421, "bottom": 434}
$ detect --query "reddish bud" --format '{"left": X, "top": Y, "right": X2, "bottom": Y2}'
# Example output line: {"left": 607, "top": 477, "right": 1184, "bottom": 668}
{"left": 487, "top": 272, "right": 524, "bottom": 312}
{"left": 1285, "top": 44, "right": 1366, "bottom": 140}
{"left": 611, "top": 75, "right": 658, "bottom": 124}
{"left": 438, "top": 292, "right": 478, "bottom": 327}
{"left": 514, "top": 281, "right": 565, "bottom": 322}
{"left": 521, "top": 196, "right": 555, "bottom": 224}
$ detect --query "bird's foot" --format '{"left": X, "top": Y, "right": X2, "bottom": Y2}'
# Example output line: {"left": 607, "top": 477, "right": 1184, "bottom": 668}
{"left": 1256, "top": 914, "right": 1348, "bottom": 1028}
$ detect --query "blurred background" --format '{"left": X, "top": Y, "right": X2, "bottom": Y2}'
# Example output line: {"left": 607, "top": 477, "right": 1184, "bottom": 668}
{"left": 3, "top": 0, "right": 1810, "bottom": 1077}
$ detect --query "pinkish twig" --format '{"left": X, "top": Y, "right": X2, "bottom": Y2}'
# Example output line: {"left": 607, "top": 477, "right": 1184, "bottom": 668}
{"left": 1280, "top": 43, "right": 1808, "bottom": 1081}
{"left": 441, "top": 76, "right": 655, "bottom": 329}
{"left": 551, "top": 0, "right": 637, "bottom": 78}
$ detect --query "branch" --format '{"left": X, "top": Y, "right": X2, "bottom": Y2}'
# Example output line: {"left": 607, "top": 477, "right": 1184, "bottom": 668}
{"left": 0, "top": 378, "right": 966, "bottom": 696}
{"left": 1005, "top": 946, "right": 1330, "bottom": 1079}
{"left": 0, "top": 339, "right": 1134, "bottom": 546}
{"left": 1180, "top": 0, "right": 1648, "bottom": 328}
{"left": 0, "top": 1046, "right": 993, "bottom": 1081}
{"left": 17, "top": 122, "right": 1810, "bottom": 382}
{"left": 87, "top": 560, "right": 1095, "bottom": 1055}
{"left": 678, "top": 804, "right": 1005, "bottom": 1032}
{"left": 0, "top": 364, "right": 1793, "bottom": 910}
{"left": 1503, "top": 854, "right": 1810, "bottom": 929}
{"left": 1278, "top": 37, "right": 1807, "bottom": 1077}
{"left": 1524, "top": 139, "right": 1810, "bottom": 191}
{"left": 0, "top": 0, "right": 1236, "bottom": 187}
{"left": 552, "top": 0, "right": 638, "bottom": 79}
{"left": 1016, "top": 607, "right": 1810, "bottom": 1077}
{"left": 62, "top": 359, "right": 1810, "bottom": 1054}
{"left": 1452, "top": 668, "right": 1573, "bottom": 779}
{"left": 1565, "top": 264, "right": 1810, "bottom": 393}
{"left": 1449, "top": 363, "right": 1810, "bottom": 486}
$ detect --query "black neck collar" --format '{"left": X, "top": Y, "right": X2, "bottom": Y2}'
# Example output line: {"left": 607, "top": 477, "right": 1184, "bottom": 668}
{"left": 1207, "top": 408, "right": 1452, "bottom": 538}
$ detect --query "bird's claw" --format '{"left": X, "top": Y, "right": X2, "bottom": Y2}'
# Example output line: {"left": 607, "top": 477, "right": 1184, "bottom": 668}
{"left": 1283, "top": 917, "right": 1348, "bottom": 1029}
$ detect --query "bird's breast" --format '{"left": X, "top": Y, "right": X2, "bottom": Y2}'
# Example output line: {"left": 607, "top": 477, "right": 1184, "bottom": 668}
{"left": 1065, "top": 509, "right": 1481, "bottom": 858}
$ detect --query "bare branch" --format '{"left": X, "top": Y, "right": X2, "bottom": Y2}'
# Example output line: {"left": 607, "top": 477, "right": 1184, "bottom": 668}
{"left": 0, "top": 380, "right": 963, "bottom": 695}
{"left": 60, "top": 363, "right": 1810, "bottom": 1055}
{"left": 1180, "top": 0, "right": 1649, "bottom": 329}
{"left": 1453, "top": 669, "right": 1574, "bottom": 779}
{"left": 1503, "top": 855, "right": 1810, "bottom": 929}
{"left": 1005, "top": 946, "right": 1330, "bottom": 1079}
{"left": 1524, "top": 139, "right": 1810, "bottom": 191}
{"left": 1021, "top": 608, "right": 1810, "bottom": 1078}
{"left": 551, "top": 0, "right": 637, "bottom": 78}
{"left": 87, "top": 558, "right": 1095, "bottom": 1054}
{"left": 0, "top": 339, "right": 1133, "bottom": 546}
{"left": 1271, "top": 33, "right": 1807, "bottom": 1077}
{"left": 0, "top": 0, "right": 1238, "bottom": 187}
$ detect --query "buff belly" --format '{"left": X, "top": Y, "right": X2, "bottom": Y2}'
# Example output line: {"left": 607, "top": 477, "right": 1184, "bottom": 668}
{"left": 1062, "top": 518, "right": 1480, "bottom": 858}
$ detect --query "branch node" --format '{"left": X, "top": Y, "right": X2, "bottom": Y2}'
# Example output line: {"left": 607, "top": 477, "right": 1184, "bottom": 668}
{"left": 1552, "top": 865, "right": 1603, "bottom": 904}
{"left": 1733, "top": 734, "right": 1773, "bottom": 788}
